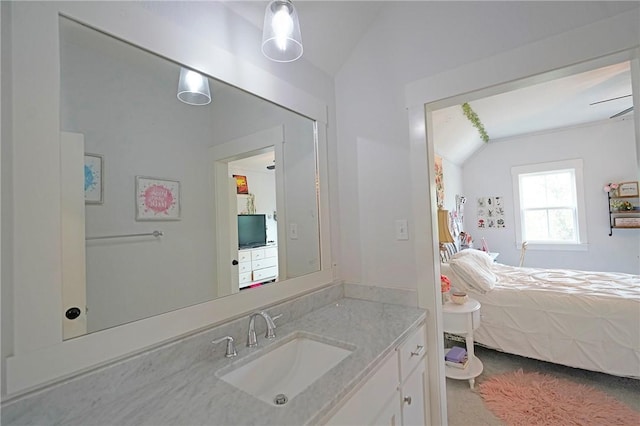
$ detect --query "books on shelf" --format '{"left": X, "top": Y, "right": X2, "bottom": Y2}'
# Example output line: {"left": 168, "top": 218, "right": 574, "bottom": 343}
{"left": 445, "top": 346, "right": 469, "bottom": 369}
{"left": 445, "top": 357, "right": 469, "bottom": 369}
{"left": 445, "top": 346, "right": 466, "bottom": 363}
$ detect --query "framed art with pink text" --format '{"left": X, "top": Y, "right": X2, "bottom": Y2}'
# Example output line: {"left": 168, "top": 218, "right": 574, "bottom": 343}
{"left": 135, "top": 176, "right": 181, "bottom": 221}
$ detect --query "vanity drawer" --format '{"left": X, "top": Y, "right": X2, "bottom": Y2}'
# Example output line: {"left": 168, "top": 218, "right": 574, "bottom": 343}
{"left": 251, "top": 249, "right": 265, "bottom": 261}
{"left": 253, "top": 266, "right": 277, "bottom": 281}
{"left": 239, "top": 272, "right": 251, "bottom": 284}
{"left": 238, "top": 251, "right": 251, "bottom": 263}
{"left": 252, "top": 257, "right": 277, "bottom": 270}
{"left": 397, "top": 323, "right": 426, "bottom": 382}
{"left": 238, "top": 261, "right": 251, "bottom": 274}
{"left": 264, "top": 246, "right": 278, "bottom": 258}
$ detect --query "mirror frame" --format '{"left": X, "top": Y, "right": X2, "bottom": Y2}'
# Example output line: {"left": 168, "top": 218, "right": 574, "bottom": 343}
{"left": 5, "top": 2, "right": 333, "bottom": 397}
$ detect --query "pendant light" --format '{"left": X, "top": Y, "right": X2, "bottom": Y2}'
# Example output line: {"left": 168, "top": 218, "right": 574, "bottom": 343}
{"left": 262, "top": 0, "right": 303, "bottom": 62}
{"left": 177, "top": 68, "right": 211, "bottom": 106}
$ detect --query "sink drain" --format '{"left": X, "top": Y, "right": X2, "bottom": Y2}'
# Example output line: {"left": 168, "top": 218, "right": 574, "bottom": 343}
{"left": 274, "top": 393, "right": 288, "bottom": 405}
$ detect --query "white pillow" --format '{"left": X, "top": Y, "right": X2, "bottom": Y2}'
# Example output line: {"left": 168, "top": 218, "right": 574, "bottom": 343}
{"left": 451, "top": 249, "right": 494, "bottom": 267}
{"left": 440, "top": 262, "right": 472, "bottom": 292}
{"left": 449, "top": 250, "right": 497, "bottom": 293}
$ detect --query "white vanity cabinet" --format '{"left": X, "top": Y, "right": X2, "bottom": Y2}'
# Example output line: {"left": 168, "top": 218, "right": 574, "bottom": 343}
{"left": 238, "top": 245, "right": 278, "bottom": 289}
{"left": 325, "top": 322, "right": 428, "bottom": 426}
{"left": 325, "top": 351, "right": 401, "bottom": 425}
{"left": 397, "top": 323, "right": 429, "bottom": 426}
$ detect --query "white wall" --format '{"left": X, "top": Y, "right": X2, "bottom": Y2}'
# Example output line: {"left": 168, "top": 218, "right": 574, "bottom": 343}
{"left": 463, "top": 118, "right": 638, "bottom": 274}
{"left": 335, "top": 2, "right": 640, "bottom": 288}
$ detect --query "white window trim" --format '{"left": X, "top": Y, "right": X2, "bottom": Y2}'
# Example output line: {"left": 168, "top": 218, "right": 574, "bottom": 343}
{"left": 511, "top": 159, "right": 588, "bottom": 251}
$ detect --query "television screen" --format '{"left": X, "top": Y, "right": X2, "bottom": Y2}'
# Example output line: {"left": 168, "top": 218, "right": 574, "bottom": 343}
{"left": 238, "top": 214, "right": 267, "bottom": 249}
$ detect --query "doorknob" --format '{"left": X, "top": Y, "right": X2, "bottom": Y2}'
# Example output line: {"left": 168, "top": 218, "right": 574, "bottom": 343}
{"left": 65, "top": 307, "right": 82, "bottom": 320}
{"left": 232, "top": 259, "right": 239, "bottom": 265}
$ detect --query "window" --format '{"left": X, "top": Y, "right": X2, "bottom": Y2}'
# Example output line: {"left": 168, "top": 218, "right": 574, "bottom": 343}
{"left": 512, "top": 160, "right": 587, "bottom": 250}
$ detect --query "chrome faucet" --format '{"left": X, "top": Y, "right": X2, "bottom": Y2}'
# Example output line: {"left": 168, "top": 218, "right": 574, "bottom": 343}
{"left": 247, "top": 311, "right": 282, "bottom": 347}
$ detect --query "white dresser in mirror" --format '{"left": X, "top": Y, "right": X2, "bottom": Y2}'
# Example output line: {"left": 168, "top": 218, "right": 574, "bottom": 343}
{"left": 238, "top": 245, "right": 278, "bottom": 289}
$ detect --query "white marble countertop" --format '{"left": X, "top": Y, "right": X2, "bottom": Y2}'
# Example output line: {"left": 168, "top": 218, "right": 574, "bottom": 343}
{"left": 3, "top": 297, "right": 425, "bottom": 426}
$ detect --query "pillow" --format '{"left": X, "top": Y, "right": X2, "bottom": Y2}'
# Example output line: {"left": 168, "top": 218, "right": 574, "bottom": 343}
{"left": 451, "top": 249, "right": 494, "bottom": 267}
{"left": 440, "top": 262, "right": 472, "bottom": 292}
{"left": 449, "top": 250, "right": 497, "bottom": 293}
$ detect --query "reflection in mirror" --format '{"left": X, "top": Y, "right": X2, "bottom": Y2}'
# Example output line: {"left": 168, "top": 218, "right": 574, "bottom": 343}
{"left": 59, "top": 17, "right": 320, "bottom": 338}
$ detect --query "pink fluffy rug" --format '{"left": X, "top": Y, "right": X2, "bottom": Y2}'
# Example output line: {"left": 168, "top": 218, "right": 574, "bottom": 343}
{"left": 479, "top": 370, "right": 640, "bottom": 426}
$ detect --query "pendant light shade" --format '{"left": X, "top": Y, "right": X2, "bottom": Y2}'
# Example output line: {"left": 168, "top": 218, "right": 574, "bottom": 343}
{"left": 177, "top": 68, "right": 211, "bottom": 106}
{"left": 262, "top": 0, "right": 303, "bottom": 62}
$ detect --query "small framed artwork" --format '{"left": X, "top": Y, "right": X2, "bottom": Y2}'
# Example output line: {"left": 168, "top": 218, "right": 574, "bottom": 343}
{"left": 233, "top": 174, "right": 249, "bottom": 194}
{"left": 84, "top": 154, "right": 103, "bottom": 204}
{"left": 136, "top": 176, "right": 180, "bottom": 221}
{"left": 618, "top": 181, "right": 639, "bottom": 197}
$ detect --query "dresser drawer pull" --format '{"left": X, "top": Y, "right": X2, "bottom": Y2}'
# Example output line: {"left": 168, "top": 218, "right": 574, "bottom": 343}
{"left": 410, "top": 345, "right": 424, "bottom": 357}
{"left": 404, "top": 396, "right": 412, "bottom": 405}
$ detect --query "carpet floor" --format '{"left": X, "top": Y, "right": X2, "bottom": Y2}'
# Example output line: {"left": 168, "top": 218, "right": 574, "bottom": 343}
{"left": 447, "top": 346, "right": 640, "bottom": 426}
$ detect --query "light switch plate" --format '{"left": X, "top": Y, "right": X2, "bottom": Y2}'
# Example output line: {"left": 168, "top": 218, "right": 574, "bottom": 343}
{"left": 289, "top": 222, "right": 298, "bottom": 240}
{"left": 395, "top": 219, "right": 409, "bottom": 240}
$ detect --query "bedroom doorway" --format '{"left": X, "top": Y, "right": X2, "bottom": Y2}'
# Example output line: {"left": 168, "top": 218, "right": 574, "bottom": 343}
{"left": 426, "top": 54, "right": 638, "bottom": 272}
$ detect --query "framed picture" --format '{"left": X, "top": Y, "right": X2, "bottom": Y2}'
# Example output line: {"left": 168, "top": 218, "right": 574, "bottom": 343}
{"left": 84, "top": 154, "right": 103, "bottom": 204}
{"left": 135, "top": 176, "right": 180, "bottom": 221}
{"left": 233, "top": 174, "right": 249, "bottom": 194}
{"left": 618, "top": 181, "right": 639, "bottom": 197}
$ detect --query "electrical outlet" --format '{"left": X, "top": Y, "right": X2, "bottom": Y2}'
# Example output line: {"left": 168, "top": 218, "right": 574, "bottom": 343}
{"left": 395, "top": 219, "right": 409, "bottom": 240}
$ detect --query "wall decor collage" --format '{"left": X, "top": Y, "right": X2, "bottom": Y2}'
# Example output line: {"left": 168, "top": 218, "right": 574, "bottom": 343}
{"left": 84, "top": 154, "right": 181, "bottom": 221}
{"left": 477, "top": 196, "right": 505, "bottom": 229}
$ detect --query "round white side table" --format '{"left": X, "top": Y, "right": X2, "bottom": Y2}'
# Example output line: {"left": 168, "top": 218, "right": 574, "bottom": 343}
{"left": 442, "top": 298, "right": 483, "bottom": 389}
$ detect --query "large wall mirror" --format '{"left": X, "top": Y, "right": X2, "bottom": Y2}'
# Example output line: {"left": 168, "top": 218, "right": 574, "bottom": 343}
{"left": 59, "top": 17, "right": 321, "bottom": 339}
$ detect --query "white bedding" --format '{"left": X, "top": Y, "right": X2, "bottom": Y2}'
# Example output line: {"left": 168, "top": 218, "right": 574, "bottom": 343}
{"left": 441, "top": 262, "right": 640, "bottom": 378}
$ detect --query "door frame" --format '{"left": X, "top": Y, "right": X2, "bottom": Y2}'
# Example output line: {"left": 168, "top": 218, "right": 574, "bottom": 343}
{"left": 209, "top": 126, "right": 285, "bottom": 296}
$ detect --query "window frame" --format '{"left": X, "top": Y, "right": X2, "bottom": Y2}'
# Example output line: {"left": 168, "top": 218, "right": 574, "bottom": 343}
{"left": 511, "top": 159, "right": 588, "bottom": 251}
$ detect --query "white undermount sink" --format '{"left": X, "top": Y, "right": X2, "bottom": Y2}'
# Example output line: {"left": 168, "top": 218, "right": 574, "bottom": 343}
{"left": 218, "top": 334, "right": 353, "bottom": 406}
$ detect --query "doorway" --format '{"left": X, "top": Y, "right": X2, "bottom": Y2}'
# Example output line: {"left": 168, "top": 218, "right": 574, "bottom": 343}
{"left": 209, "top": 126, "right": 285, "bottom": 296}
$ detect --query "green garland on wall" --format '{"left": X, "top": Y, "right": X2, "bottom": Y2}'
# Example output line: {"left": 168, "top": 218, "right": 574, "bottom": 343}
{"left": 462, "top": 102, "right": 489, "bottom": 143}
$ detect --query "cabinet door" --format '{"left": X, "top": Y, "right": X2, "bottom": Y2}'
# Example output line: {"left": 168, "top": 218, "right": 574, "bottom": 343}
{"left": 373, "top": 391, "right": 401, "bottom": 426}
{"left": 401, "top": 361, "right": 427, "bottom": 426}
{"left": 325, "top": 353, "right": 398, "bottom": 425}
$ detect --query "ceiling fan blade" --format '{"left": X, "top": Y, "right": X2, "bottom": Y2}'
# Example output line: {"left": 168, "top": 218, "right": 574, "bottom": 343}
{"left": 591, "top": 94, "right": 632, "bottom": 106}
{"left": 610, "top": 106, "right": 634, "bottom": 119}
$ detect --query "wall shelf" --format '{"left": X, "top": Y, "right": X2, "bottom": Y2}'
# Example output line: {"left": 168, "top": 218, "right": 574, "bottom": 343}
{"left": 608, "top": 185, "right": 640, "bottom": 236}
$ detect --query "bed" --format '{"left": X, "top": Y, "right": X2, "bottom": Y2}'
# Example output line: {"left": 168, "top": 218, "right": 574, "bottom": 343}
{"left": 440, "top": 249, "right": 640, "bottom": 379}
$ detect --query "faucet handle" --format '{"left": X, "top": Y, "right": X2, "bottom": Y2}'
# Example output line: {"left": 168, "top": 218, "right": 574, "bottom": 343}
{"left": 212, "top": 336, "right": 237, "bottom": 358}
{"left": 264, "top": 313, "right": 282, "bottom": 339}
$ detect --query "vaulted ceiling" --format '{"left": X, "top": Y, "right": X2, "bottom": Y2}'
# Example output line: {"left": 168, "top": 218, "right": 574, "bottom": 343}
{"left": 432, "top": 61, "right": 634, "bottom": 165}
{"left": 220, "top": 1, "right": 635, "bottom": 167}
